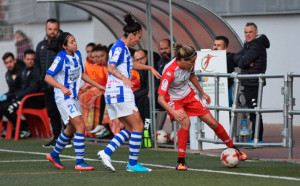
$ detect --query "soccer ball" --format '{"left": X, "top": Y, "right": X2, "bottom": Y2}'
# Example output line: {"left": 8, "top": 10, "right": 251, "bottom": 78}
{"left": 156, "top": 130, "right": 169, "bottom": 143}
{"left": 220, "top": 148, "right": 241, "bottom": 168}
{"left": 169, "top": 131, "right": 177, "bottom": 143}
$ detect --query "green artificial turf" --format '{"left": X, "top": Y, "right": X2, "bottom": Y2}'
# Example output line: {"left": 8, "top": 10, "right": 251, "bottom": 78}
{"left": 0, "top": 139, "right": 299, "bottom": 186}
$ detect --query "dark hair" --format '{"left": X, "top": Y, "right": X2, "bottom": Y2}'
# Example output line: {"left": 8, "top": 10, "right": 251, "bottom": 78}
{"left": 173, "top": 43, "right": 196, "bottom": 60}
{"left": 160, "top": 39, "right": 171, "bottom": 47}
{"left": 24, "top": 49, "right": 35, "bottom": 58}
{"left": 92, "top": 44, "right": 108, "bottom": 53}
{"left": 215, "top": 36, "right": 229, "bottom": 48}
{"left": 58, "top": 32, "right": 72, "bottom": 49}
{"left": 46, "top": 18, "right": 59, "bottom": 27}
{"left": 15, "top": 30, "right": 28, "bottom": 40}
{"left": 108, "top": 43, "right": 114, "bottom": 51}
{"left": 123, "top": 14, "right": 142, "bottom": 37}
{"left": 2, "top": 52, "right": 15, "bottom": 61}
{"left": 246, "top": 22, "right": 257, "bottom": 30}
{"left": 86, "top": 42, "right": 96, "bottom": 49}
{"left": 134, "top": 49, "right": 147, "bottom": 56}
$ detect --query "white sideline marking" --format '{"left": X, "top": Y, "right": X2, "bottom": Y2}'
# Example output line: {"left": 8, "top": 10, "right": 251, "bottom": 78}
{"left": 0, "top": 159, "right": 73, "bottom": 163}
{"left": 0, "top": 149, "right": 299, "bottom": 181}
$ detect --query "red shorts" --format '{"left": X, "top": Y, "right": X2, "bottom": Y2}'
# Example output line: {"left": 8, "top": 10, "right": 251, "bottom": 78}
{"left": 166, "top": 91, "right": 210, "bottom": 121}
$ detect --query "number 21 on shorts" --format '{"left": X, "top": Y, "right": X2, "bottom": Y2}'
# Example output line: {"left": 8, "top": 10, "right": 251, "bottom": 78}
{"left": 68, "top": 103, "right": 78, "bottom": 114}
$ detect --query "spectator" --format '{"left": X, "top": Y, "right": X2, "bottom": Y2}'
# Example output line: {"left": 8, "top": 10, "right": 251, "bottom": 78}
{"left": 1, "top": 52, "right": 23, "bottom": 137}
{"left": 212, "top": 35, "right": 237, "bottom": 106}
{"left": 84, "top": 44, "right": 109, "bottom": 137}
{"left": 15, "top": 30, "right": 32, "bottom": 61}
{"left": 1, "top": 51, "right": 42, "bottom": 138}
{"left": 133, "top": 49, "right": 155, "bottom": 124}
{"left": 79, "top": 42, "right": 96, "bottom": 93}
{"left": 34, "top": 18, "right": 70, "bottom": 148}
{"left": 233, "top": 22, "right": 270, "bottom": 143}
{"left": 157, "top": 39, "right": 171, "bottom": 75}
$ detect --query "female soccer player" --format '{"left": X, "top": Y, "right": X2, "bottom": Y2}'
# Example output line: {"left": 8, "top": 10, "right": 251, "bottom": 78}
{"left": 158, "top": 43, "right": 247, "bottom": 170}
{"left": 45, "top": 32, "right": 105, "bottom": 170}
{"left": 97, "top": 14, "right": 161, "bottom": 172}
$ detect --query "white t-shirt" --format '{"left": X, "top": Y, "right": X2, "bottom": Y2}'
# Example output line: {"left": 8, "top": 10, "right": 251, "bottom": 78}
{"left": 105, "top": 39, "right": 134, "bottom": 104}
{"left": 46, "top": 50, "right": 84, "bottom": 102}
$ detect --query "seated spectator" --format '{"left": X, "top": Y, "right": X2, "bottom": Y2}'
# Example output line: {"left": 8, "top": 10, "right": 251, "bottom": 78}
{"left": 133, "top": 49, "right": 161, "bottom": 127}
{"left": 1, "top": 50, "right": 42, "bottom": 138}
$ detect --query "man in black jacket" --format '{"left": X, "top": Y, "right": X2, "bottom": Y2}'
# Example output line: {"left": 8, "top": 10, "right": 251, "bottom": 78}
{"left": 1, "top": 51, "right": 42, "bottom": 138}
{"left": 34, "top": 19, "right": 69, "bottom": 148}
{"left": 234, "top": 22, "right": 270, "bottom": 143}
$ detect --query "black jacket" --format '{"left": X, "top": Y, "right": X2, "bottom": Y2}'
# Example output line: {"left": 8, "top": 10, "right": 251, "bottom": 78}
{"left": 34, "top": 31, "right": 62, "bottom": 88}
{"left": 234, "top": 34, "right": 270, "bottom": 86}
{"left": 5, "top": 62, "right": 23, "bottom": 101}
{"left": 134, "top": 70, "right": 149, "bottom": 100}
{"left": 227, "top": 52, "right": 236, "bottom": 88}
{"left": 15, "top": 67, "right": 41, "bottom": 100}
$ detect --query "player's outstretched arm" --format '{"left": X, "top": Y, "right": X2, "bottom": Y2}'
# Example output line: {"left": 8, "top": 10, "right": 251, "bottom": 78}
{"left": 81, "top": 73, "right": 105, "bottom": 94}
{"left": 133, "top": 62, "right": 161, "bottom": 79}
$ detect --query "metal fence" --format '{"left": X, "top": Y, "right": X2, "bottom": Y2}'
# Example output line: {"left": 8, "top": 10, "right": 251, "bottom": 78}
{"left": 191, "top": 71, "right": 298, "bottom": 159}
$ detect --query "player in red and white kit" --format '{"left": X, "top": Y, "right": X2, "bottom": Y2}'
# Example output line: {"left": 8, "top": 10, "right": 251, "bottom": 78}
{"left": 158, "top": 43, "right": 247, "bottom": 170}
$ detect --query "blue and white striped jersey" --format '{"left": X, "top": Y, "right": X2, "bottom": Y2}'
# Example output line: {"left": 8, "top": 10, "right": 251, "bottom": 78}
{"left": 105, "top": 39, "right": 134, "bottom": 104}
{"left": 46, "top": 50, "right": 84, "bottom": 101}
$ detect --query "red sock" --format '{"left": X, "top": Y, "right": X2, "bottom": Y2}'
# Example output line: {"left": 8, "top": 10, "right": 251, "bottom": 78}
{"left": 177, "top": 128, "right": 189, "bottom": 158}
{"left": 213, "top": 123, "right": 234, "bottom": 148}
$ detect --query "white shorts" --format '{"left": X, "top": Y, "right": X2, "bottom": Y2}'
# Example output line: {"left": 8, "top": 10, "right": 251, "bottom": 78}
{"left": 106, "top": 102, "right": 138, "bottom": 120}
{"left": 56, "top": 98, "right": 82, "bottom": 125}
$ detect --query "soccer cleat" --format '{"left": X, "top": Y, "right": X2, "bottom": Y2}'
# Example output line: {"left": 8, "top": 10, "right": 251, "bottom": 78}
{"left": 176, "top": 163, "right": 188, "bottom": 171}
{"left": 91, "top": 125, "right": 105, "bottom": 134}
{"left": 43, "top": 139, "right": 57, "bottom": 148}
{"left": 65, "top": 141, "right": 72, "bottom": 148}
{"left": 126, "top": 163, "right": 152, "bottom": 172}
{"left": 75, "top": 161, "right": 94, "bottom": 171}
{"left": 20, "top": 130, "right": 31, "bottom": 138}
{"left": 97, "top": 150, "right": 115, "bottom": 172}
{"left": 96, "top": 130, "right": 110, "bottom": 138}
{"left": 232, "top": 146, "right": 248, "bottom": 161}
{"left": 47, "top": 153, "right": 64, "bottom": 169}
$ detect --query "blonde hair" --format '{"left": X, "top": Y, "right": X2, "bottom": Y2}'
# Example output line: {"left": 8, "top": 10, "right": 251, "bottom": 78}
{"left": 173, "top": 43, "right": 196, "bottom": 60}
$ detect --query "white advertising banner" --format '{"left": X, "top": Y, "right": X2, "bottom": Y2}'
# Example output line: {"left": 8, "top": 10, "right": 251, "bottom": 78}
{"left": 191, "top": 50, "right": 229, "bottom": 150}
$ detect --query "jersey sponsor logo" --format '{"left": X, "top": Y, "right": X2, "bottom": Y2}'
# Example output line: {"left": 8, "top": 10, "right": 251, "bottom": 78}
{"left": 168, "top": 101, "right": 175, "bottom": 109}
{"left": 111, "top": 47, "right": 122, "bottom": 62}
{"left": 179, "top": 75, "right": 188, "bottom": 83}
{"left": 161, "top": 79, "right": 169, "bottom": 91}
{"left": 49, "top": 56, "right": 61, "bottom": 71}
{"left": 68, "top": 67, "right": 80, "bottom": 82}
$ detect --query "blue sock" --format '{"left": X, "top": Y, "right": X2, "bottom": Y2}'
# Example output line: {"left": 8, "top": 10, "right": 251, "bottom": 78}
{"left": 104, "top": 129, "right": 130, "bottom": 156}
{"left": 128, "top": 131, "right": 142, "bottom": 166}
{"left": 51, "top": 131, "right": 71, "bottom": 157}
{"left": 74, "top": 133, "right": 85, "bottom": 164}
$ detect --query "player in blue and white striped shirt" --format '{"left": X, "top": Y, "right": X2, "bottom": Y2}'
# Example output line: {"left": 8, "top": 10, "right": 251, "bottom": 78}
{"left": 45, "top": 32, "right": 105, "bottom": 171}
{"left": 97, "top": 14, "right": 161, "bottom": 172}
